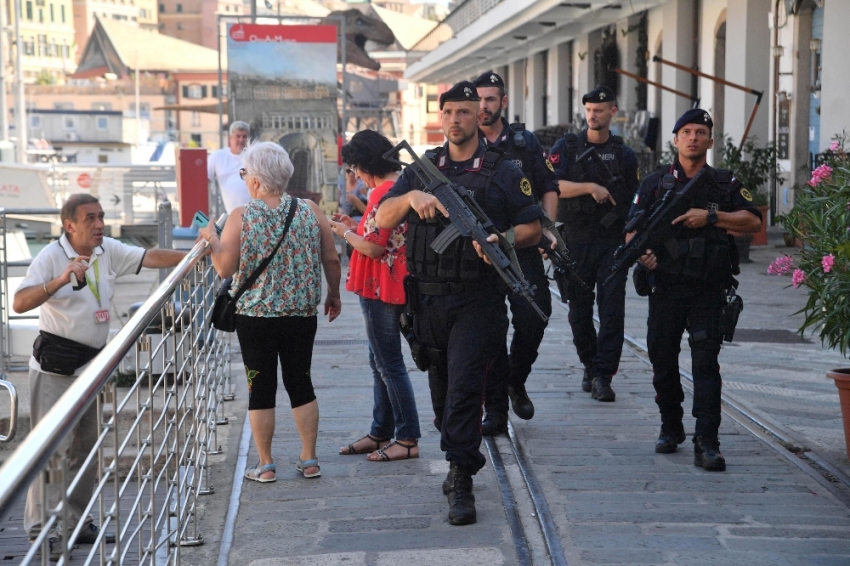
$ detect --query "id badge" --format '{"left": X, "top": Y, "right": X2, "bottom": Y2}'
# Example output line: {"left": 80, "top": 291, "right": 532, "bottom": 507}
{"left": 94, "top": 309, "right": 110, "bottom": 324}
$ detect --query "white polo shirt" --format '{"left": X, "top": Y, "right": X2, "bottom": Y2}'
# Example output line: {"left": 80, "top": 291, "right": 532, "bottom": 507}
{"left": 19, "top": 234, "right": 146, "bottom": 374}
{"left": 208, "top": 148, "right": 251, "bottom": 213}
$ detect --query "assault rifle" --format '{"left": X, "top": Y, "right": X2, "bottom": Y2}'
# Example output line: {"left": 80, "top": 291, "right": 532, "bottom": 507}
{"left": 603, "top": 168, "right": 719, "bottom": 286}
{"left": 574, "top": 146, "right": 624, "bottom": 229}
{"left": 383, "top": 140, "right": 547, "bottom": 322}
{"left": 539, "top": 215, "right": 589, "bottom": 298}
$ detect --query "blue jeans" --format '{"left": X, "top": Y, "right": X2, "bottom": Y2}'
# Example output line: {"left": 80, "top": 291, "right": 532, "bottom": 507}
{"left": 359, "top": 297, "right": 421, "bottom": 441}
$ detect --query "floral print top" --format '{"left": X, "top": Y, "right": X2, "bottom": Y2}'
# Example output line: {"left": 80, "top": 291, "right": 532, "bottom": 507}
{"left": 345, "top": 180, "right": 408, "bottom": 304}
{"left": 232, "top": 196, "right": 321, "bottom": 317}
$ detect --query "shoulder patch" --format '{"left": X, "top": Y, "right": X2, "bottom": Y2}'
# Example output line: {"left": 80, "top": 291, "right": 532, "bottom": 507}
{"left": 520, "top": 178, "right": 533, "bottom": 196}
{"left": 740, "top": 188, "right": 753, "bottom": 202}
{"left": 546, "top": 159, "right": 555, "bottom": 172}
{"left": 549, "top": 153, "right": 560, "bottom": 164}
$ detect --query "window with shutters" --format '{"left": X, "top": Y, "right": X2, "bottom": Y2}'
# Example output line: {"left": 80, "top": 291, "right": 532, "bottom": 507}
{"left": 185, "top": 84, "right": 204, "bottom": 99}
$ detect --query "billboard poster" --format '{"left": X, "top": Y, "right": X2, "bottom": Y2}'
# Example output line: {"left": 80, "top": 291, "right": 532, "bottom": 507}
{"left": 226, "top": 24, "right": 338, "bottom": 204}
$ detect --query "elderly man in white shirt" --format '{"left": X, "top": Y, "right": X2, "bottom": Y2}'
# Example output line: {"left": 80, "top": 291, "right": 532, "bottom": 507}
{"left": 14, "top": 193, "right": 186, "bottom": 556}
{"left": 208, "top": 121, "right": 252, "bottom": 213}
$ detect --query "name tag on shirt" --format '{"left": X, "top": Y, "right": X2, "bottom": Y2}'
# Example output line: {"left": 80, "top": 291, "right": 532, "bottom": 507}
{"left": 94, "top": 310, "right": 110, "bottom": 324}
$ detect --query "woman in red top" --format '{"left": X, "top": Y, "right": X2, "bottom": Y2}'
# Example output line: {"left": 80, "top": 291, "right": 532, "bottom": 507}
{"left": 329, "top": 130, "right": 421, "bottom": 461}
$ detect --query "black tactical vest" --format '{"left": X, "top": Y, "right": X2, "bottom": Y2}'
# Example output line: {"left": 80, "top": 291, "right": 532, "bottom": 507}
{"left": 653, "top": 165, "right": 739, "bottom": 287}
{"left": 406, "top": 147, "right": 504, "bottom": 287}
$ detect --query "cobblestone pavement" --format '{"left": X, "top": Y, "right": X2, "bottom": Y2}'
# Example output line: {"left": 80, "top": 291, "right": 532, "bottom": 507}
{"left": 2, "top": 228, "right": 850, "bottom": 565}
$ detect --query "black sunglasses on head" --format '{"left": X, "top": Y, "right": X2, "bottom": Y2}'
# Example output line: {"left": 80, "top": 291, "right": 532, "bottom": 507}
{"left": 239, "top": 168, "right": 247, "bottom": 180}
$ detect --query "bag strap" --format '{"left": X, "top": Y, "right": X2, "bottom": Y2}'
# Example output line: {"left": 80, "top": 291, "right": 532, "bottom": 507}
{"left": 231, "top": 198, "right": 299, "bottom": 302}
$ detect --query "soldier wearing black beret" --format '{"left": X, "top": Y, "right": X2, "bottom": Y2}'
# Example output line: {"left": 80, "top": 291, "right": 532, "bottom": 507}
{"left": 628, "top": 108, "right": 761, "bottom": 470}
{"left": 377, "top": 80, "right": 543, "bottom": 525}
{"left": 472, "top": 71, "right": 559, "bottom": 435}
{"left": 548, "top": 85, "right": 640, "bottom": 403}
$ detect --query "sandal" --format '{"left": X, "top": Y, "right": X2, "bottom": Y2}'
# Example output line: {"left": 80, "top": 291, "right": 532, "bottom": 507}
{"left": 245, "top": 462, "right": 276, "bottom": 483}
{"left": 296, "top": 458, "right": 321, "bottom": 478}
{"left": 367, "top": 439, "right": 419, "bottom": 462}
{"left": 340, "top": 434, "right": 391, "bottom": 455}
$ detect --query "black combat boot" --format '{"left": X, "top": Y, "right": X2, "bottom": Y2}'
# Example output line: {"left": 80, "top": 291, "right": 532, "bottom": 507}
{"left": 481, "top": 411, "right": 508, "bottom": 436}
{"left": 591, "top": 377, "right": 616, "bottom": 402}
{"left": 655, "top": 422, "right": 686, "bottom": 454}
{"left": 693, "top": 436, "right": 726, "bottom": 471}
{"left": 446, "top": 463, "right": 476, "bottom": 525}
{"left": 508, "top": 384, "right": 535, "bottom": 420}
{"left": 581, "top": 366, "right": 593, "bottom": 393}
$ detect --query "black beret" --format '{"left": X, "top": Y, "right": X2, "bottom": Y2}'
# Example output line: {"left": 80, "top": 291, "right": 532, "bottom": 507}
{"left": 472, "top": 71, "right": 505, "bottom": 89}
{"left": 439, "top": 81, "right": 481, "bottom": 110}
{"left": 672, "top": 108, "right": 713, "bottom": 134}
{"left": 582, "top": 85, "right": 616, "bottom": 104}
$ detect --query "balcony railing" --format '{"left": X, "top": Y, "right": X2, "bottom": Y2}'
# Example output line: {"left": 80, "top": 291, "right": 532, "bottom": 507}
{"left": 409, "top": 0, "right": 505, "bottom": 57}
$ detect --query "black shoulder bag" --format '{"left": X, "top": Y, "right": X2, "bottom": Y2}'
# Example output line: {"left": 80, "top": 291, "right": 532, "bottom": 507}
{"left": 210, "top": 198, "right": 299, "bottom": 332}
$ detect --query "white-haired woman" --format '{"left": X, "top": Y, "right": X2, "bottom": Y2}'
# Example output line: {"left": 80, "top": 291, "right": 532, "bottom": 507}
{"left": 200, "top": 141, "right": 341, "bottom": 482}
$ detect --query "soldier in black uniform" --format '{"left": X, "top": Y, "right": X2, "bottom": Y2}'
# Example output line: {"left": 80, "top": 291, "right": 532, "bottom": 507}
{"left": 629, "top": 109, "right": 761, "bottom": 471}
{"left": 548, "top": 86, "right": 639, "bottom": 402}
{"left": 473, "top": 71, "right": 559, "bottom": 434}
{"left": 376, "top": 81, "right": 543, "bottom": 525}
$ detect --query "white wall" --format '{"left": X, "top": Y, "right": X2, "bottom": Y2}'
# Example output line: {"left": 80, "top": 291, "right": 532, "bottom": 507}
{"left": 819, "top": 0, "right": 850, "bottom": 150}
{"left": 508, "top": 59, "right": 525, "bottom": 124}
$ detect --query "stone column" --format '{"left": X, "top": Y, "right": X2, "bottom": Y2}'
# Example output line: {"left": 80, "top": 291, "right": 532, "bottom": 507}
{"left": 660, "top": 0, "right": 695, "bottom": 149}
{"left": 508, "top": 59, "right": 525, "bottom": 124}
{"left": 575, "top": 33, "right": 591, "bottom": 117}
{"left": 724, "top": 0, "right": 770, "bottom": 147}
{"left": 547, "top": 42, "right": 571, "bottom": 126}
{"left": 527, "top": 50, "right": 546, "bottom": 131}
{"left": 616, "top": 13, "right": 643, "bottom": 113}
{"left": 819, "top": 0, "right": 850, "bottom": 150}
{"left": 788, "top": 8, "right": 812, "bottom": 210}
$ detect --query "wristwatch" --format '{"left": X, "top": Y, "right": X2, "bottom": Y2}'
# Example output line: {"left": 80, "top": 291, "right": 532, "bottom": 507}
{"left": 707, "top": 209, "right": 718, "bottom": 226}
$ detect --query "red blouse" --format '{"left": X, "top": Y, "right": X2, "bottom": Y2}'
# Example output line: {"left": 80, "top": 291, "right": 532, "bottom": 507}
{"left": 345, "top": 180, "right": 408, "bottom": 304}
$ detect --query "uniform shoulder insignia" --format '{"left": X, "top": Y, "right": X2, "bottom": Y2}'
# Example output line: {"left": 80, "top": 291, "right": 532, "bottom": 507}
{"left": 740, "top": 187, "right": 753, "bottom": 202}
{"left": 520, "top": 178, "right": 533, "bottom": 196}
{"left": 546, "top": 159, "right": 555, "bottom": 172}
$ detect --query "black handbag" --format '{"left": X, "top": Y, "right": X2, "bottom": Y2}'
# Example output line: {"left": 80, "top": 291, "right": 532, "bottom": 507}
{"left": 210, "top": 198, "right": 298, "bottom": 332}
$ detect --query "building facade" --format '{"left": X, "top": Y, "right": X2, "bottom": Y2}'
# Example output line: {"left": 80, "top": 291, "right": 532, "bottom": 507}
{"left": 5, "top": 0, "right": 77, "bottom": 82}
{"left": 157, "top": 0, "right": 243, "bottom": 49}
{"left": 405, "top": 0, "right": 849, "bottom": 218}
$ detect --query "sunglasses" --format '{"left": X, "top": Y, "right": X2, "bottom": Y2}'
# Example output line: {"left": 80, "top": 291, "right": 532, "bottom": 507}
{"left": 346, "top": 165, "right": 358, "bottom": 175}
{"left": 239, "top": 168, "right": 248, "bottom": 180}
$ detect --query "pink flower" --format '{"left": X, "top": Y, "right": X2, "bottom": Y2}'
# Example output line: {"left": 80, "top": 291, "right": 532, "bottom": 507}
{"left": 822, "top": 254, "right": 835, "bottom": 273}
{"left": 767, "top": 255, "right": 795, "bottom": 275}
{"left": 792, "top": 268, "right": 805, "bottom": 288}
{"left": 830, "top": 140, "right": 840, "bottom": 151}
{"left": 808, "top": 164, "right": 833, "bottom": 187}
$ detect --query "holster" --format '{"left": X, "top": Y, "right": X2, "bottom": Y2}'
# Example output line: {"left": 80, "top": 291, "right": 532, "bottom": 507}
{"left": 553, "top": 268, "right": 571, "bottom": 303}
{"left": 632, "top": 265, "right": 654, "bottom": 297}
{"left": 719, "top": 287, "right": 744, "bottom": 343}
{"left": 400, "top": 276, "right": 429, "bottom": 372}
{"left": 33, "top": 331, "right": 102, "bottom": 376}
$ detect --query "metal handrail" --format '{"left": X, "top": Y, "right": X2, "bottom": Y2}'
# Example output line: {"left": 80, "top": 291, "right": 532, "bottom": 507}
{"left": 0, "top": 238, "right": 208, "bottom": 511}
{"left": 0, "top": 236, "right": 234, "bottom": 564}
{"left": 0, "top": 377, "right": 16, "bottom": 442}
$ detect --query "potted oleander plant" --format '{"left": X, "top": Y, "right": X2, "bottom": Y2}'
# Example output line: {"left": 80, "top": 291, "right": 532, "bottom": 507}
{"left": 772, "top": 133, "right": 850, "bottom": 456}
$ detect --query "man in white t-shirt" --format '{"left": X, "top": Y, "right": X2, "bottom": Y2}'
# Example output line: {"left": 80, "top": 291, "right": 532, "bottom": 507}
{"left": 208, "top": 121, "right": 251, "bottom": 213}
{"left": 14, "top": 194, "right": 185, "bottom": 557}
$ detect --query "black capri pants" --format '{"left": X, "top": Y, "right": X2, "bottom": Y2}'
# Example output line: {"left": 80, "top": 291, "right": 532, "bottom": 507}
{"left": 235, "top": 314, "right": 318, "bottom": 410}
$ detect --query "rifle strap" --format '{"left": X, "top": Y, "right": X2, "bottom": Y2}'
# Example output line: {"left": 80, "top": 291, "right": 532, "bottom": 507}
{"left": 501, "top": 227, "right": 523, "bottom": 278}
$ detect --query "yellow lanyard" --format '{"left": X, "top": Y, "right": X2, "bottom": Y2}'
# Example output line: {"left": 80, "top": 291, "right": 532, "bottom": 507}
{"left": 85, "top": 258, "right": 101, "bottom": 308}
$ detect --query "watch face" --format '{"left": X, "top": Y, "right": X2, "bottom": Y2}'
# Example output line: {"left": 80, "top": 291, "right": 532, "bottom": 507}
{"left": 708, "top": 210, "right": 718, "bottom": 225}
